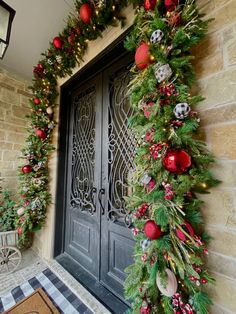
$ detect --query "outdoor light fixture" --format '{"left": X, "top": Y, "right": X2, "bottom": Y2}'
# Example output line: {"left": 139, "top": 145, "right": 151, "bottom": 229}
{"left": 0, "top": 0, "right": 15, "bottom": 59}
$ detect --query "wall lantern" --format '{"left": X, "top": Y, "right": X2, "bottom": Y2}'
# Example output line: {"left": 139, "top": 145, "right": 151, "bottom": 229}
{"left": 0, "top": 0, "right": 16, "bottom": 59}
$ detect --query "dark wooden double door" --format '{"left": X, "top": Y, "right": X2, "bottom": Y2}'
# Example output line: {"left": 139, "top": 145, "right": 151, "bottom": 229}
{"left": 64, "top": 55, "right": 135, "bottom": 303}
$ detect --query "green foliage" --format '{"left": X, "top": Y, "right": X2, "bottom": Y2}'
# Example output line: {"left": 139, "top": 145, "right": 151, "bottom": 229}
{"left": 0, "top": 190, "right": 16, "bottom": 232}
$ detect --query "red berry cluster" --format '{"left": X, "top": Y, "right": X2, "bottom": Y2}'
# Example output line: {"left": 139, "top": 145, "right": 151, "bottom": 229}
{"left": 172, "top": 293, "right": 194, "bottom": 314}
{"left": 149, "top": 143, "right": 163, "bottom": 160}
{"left": 159, "top": 84, "right": 179, "bottom": 106}
{"left": 162, "top": 181, "right": 174, "bottom": 200}
{"left": 134, "top": 203, "right": 149, "bottom": 219}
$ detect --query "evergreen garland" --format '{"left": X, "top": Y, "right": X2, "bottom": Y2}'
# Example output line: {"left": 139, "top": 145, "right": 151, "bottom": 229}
{"left": 124, "top": 1, "right": 219, "bottom": 313}
{"left": 15, "top": 0, "right": 218, "bottom": 313}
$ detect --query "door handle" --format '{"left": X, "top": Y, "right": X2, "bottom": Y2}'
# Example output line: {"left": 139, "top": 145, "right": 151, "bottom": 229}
{"left": 98, "top": 188, "right": 105, "bottom": 215}
{"left": 90, "top": 187, "right": 97, "bottom": 214}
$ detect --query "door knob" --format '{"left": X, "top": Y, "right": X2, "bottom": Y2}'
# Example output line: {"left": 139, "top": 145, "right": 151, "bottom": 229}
{"left": 98, "top": 188, "right": 105, "bottom": 215}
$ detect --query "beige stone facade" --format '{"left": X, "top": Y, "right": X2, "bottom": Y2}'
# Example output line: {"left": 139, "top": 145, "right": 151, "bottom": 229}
{"left": 0, "top": 68, "right": 31, "bottom": 194}
{"left": 0, "top": 1, "right": 236, "bottom": 313}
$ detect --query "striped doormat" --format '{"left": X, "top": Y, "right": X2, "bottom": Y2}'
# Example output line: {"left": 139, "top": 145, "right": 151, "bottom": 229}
{"left": 0, "top": 268, "right": 93, "bottom": 314}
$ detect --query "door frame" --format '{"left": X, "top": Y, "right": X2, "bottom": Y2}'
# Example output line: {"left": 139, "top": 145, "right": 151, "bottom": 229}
{"left": 53, "top": 29, "right": 133, "bottom": 313}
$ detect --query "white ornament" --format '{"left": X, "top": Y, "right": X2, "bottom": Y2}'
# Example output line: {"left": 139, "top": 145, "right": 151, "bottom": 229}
{"left": 17, "top": 207, "right": 25, "bottom": 216}
{"left": 173, "top": 103, "right": 190, "bottom": 119}
{"left": 156, "top": 268, "right": 178, "bottom": 297}
{"left": 46, "top": 106, "right": 53, "bottom": 115}
{"left": 150, "top": 29, "right": 164, "bottom": 44}
{"left": 140, "top": 173, "right": 152, "bottom": 185}
{"left": 140, "top": 239, "right": 151, "bottom": 252}
{"left": 153, "top": 62, "right": 172, "bottom": 83}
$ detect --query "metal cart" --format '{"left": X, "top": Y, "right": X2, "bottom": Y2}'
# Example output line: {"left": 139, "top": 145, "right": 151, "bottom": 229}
{"left": 0, "top": 230, "right": 22, "bottom": 274}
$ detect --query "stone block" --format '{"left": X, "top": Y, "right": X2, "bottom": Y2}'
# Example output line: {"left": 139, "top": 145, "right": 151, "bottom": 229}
{"left": 0, "top": 88, "right": 20, "bottom": 105}
{"left": 208, "top": 1, "right": 236, "bottom": 34}
{"left": 200, "top": 103, "right": 236, "bottom": 125}
{"left": 192, "top": 34, "right": 223, "bottom": 78}
{"left": 201, "top": 189, "right": 235, "bottom": 226}
{"left": 211, "top": 160, "right": 236, "bottom": 188}
{"left": 0, "top": 130, "right": 5, "bottom": 140}
{"left": 0, "top": 121, "right": 26, "bottom": 134}
{"left": 2, "top": 150, "right": 20, "bottom": 161}
{"left": 207, "top": 226, "right": 236, "bottom": 258}
{"left": 12, "top": 105, "right": 30, "bottom": 119}
{"left": 0, "top": 82, "right": 14, "bottom": 91}
{"left": 5, "top": 115, "right": 29, "bottom": 127}
{"left": 17, "top": 89, "right": 32, "bottom": 97}
{"left": 206, "top": 273, "right": 236, "bottom": 313}
{"left": 197, "top": 69, "right": 236, "bottom": 109}
{"left": 0, "top": 161, "right": 14, "bottom": 169}
{"left": 207, "top": 251, "right": 236, "bottom": 280}
{"left": 0, "top": 142, "right": 13, "bottom": 150}
{"left": 227, "top": 40, "right": 236, "bottom": 65}
{"left": 0, "top": 76, "right": 25, "bottom": 90}
{"left": 5, "top": 132, "right": 26, "bottom": 144}
{"left": 207, "top": 123, "right": 236, "bottom": 160}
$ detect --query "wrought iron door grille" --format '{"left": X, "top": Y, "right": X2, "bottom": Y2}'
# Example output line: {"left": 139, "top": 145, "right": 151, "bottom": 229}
{"left": 70, "top": 86, "right": 97, "bottom": 214}
{"left": 107, "top": 68, "right": 136, "bottom": 226}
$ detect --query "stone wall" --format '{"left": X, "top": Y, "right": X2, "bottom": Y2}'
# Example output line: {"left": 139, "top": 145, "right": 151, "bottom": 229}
{"left": 0, "top": 67, "right": 31, "bottom": 195}
{"left": 193, "top": 1, "right": 236, "bottom": 313}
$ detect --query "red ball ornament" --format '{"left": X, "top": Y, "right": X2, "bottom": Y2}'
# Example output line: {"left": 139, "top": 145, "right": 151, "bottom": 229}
{"left": 35, "top": 129, "right": 47, "bottom": 140}
{"left": 144, "top": 220, "right": 162, "bottom": 240}
{"left": 53, "top": 36, "right": 63, "bottom": 49}
{"left": 165, "top": 0, "right": 179, "bottom": 12}
{"left": 176, "top": 222, "right": 194, "bottom": 241}
{"left": 34, "top": 98, "right": 41, "bottom": 105}
{"left": 135, "top": 43, "right": 151, "bottom": 70}
{"left": 80, "top": 3, "right": 93, "bottom": 24}
{"left": 22, "top": 165, "right": 32, "bottom": 174}
{"left": 144, "top": 0, "right": 157, "bottom": 11}
{"left": 163, "top": 149, "right": 191, "bottom": 174}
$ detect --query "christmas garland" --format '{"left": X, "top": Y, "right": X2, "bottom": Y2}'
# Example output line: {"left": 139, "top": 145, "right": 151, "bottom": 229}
{"left": 16, "top": 0, "right": 219, "bottom": 313}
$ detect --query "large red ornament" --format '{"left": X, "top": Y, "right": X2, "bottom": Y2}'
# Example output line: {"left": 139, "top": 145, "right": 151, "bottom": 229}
{"left": 144, "top": 0, "right": 157, "bottom": 11}
{"left": 80, "top": 3, "right": 93, "bottom": 24}
{"left": 53, "top": 36, "right": 63, "bottom": 49}
{"left": 176, "top": 222, "right": 194, "bottom": 241}
{"left": 135, "top": 43, "right": 151, "bottom": 70}
{"left": 165, "top": 0, "right": 178, "bottom": 12}
{"left": 163, "top": 149, "right": 191, "bottom": 174}
{"left": 35, "top": 129, "right": 47, "bottom": 140}
{"left": 22, "top": 165, "right": 32, "bottom": 174}
{"left": 144, "top": 220, "right": 162, "bottom": 240}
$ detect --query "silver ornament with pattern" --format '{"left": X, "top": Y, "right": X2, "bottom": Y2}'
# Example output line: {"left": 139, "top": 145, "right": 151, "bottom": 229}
{"left": 153, "top": 62, "right": 172, "bottom": 83}
{"left": 173, "top": 103, "right": 190, "bottom": 119}
{"left": 150, "top": 29, "right": 164, "bottom": 44}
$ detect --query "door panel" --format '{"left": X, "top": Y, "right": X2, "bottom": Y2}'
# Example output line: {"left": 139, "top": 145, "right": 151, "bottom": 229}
{"left": 101, "top": 56, "right": 136, "bottom": 301}
{"left": 64, "top": 75, "right": 102, "bottom": 279}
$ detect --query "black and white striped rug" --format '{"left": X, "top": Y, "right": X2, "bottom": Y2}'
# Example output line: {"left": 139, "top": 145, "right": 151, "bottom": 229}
{"left": 0, "top": 268, "right": 93, "bottom": 313}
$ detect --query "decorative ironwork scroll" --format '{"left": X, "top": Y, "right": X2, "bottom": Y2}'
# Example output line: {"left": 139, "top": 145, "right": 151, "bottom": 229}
{"left": 70, "top": 86, "right": 97, "bottom": 214}
{"left": 107, "top": 67, "right": 136, "bottom": 226}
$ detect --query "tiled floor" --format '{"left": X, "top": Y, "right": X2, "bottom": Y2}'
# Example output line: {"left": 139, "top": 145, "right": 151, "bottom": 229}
{"left": 0, "top": 249, "right": 111, "bottom": 314}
